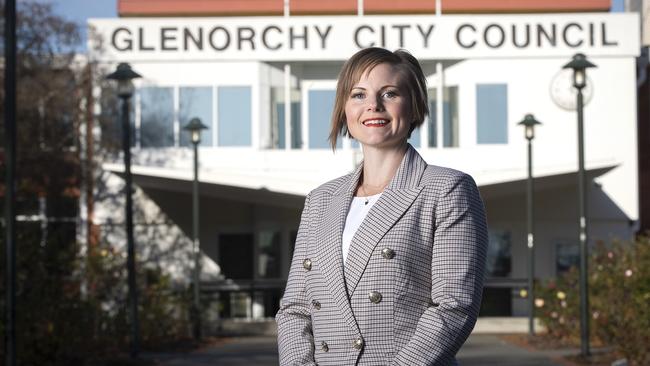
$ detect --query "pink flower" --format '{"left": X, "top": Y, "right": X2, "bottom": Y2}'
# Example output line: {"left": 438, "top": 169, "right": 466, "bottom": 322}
{"left": 625, "top": 269, "right": 633, "bottom": 277}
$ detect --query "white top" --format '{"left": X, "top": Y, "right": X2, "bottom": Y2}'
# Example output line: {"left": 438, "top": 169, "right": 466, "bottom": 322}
{"left": 342, "top": 192, "right": 383, "bottom": 265}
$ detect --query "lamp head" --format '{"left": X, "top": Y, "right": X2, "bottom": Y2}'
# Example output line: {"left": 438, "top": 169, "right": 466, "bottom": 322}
{"left": 517, "top": 114, "right": 542, "bottom": 140}
{"left": 183, "top": 118, "right": 209, "bottom": 144}
{"left": 562, "top": 53, "right": 596, "bottom": 89}
{"left": 106, "top": 63, "right": 142, "bottom": 98}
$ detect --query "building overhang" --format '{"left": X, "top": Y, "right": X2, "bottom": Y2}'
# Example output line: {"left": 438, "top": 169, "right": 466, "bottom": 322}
{"left": 103, "top": 160, "right": 619, "bottom": 205}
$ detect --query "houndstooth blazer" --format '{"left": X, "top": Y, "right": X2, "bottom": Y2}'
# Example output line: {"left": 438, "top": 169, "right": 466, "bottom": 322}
{"left": 276, "top": 144, "right": 488, "bottom": 366}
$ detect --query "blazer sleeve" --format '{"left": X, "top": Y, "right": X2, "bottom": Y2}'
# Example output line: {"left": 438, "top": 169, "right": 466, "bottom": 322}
{"left": 393, "top": 173, "right": 488, "bottom": 365}
{"left": 276, "top": 193, "right": 317, "bottom": 366}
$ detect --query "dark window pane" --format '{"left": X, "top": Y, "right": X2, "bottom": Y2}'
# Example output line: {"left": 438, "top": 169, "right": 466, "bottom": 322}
{"left": 218, "top": 233, "right": 254, "bottom": 280}
{"left": 486, "top": 229, "right": 512, "bottom": 277}
{"left": 291, "top": 101, "right": 302, "bottom": 149}
{"left": 99, "top": 86, "right": 135, "bottom": 151}
{"left": 262, "top": 289, "right": 283, "bottom": 318}
{"left": 47, "top": 195, "right": 78, "bottom": 217}
{"left": 258, "top": 231, "right": 281, "bottom": 279}
{"left": 140, "top": 87, "right": 174, "bottom": 147}
{"left": 556, "top": 241, "right": 580, "bottom": 274}
{"left": 479, "top": 287, "right": 512, "bottom": 316}
{"left": 477, "top": 84, "right": 508, "bottom": 144}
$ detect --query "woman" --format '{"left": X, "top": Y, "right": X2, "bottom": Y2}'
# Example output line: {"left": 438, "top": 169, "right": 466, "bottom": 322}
{"left": 276, "top": 47, "right": 488, "bottom": 366}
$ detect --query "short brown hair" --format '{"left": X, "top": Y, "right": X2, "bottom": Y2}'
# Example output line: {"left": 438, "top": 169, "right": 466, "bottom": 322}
{"left": 328, "top": 47, "right": 429, "bottom": 150}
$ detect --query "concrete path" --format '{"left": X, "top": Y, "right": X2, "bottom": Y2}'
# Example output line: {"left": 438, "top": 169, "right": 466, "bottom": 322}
{"left": 143, "top": 334, "right": 564, "bottom": 366}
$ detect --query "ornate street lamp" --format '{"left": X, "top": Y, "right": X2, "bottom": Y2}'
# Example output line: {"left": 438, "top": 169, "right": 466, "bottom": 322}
{"left": 563, "top": 53, "right": 596, "bottom": 357}
{"left": 518, "top": 114, "right": 541, "bottom": 337}
{"left": 183, "top": 117, "right": 208, "bottom": 340}
{"left": 106, "top": 62, "right": 142, "bottom": 359}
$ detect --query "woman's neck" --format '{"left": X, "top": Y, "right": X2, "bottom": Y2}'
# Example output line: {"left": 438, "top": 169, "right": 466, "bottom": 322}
{"left": 360, "top": 142, "right": 408, "bottom": 189}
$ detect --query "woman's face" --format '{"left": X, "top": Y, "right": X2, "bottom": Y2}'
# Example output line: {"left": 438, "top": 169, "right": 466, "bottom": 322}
{"left": 345, "top": 63, "right": 412, "bottom": 150}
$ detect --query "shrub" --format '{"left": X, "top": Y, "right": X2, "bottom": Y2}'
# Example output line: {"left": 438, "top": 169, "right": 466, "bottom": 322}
{"left": 536, "top": 236, "right": 650, "bottom": 365}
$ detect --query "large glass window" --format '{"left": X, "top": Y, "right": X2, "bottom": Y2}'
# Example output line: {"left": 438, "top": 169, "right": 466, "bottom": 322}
{"left": 100, "top": 86, "right": 134, "bottom": 150}
{"left": 556, "top": 240, "right": 580, "bottom": 275}
{"left": 218, "top": 233, "right": 254, "bottom": 280}
{"left": 140, "top": 87, "right": 174, "bottom": 147}
{"left": 218, "top": 86, "right": 252, "bottom": 146}
{"left": 271, "top": 88, "right": 302, "bottom": 149}
{"left": 485, "top": 229, "right": 512, "bottom": 277}
{"left": 179, "top": 87, "right": 213, "bottom": 147}
{"left": 257, "top": 230, "right": 281, "bottom": 279}
{"left": 308, "top": 90, "right": 338, "bottom": 149}
{"left": 476, "top": 84, "right": 508, "bottom": 144}
{"left": 428, "top": 86, "right": 459, "bottom": 147}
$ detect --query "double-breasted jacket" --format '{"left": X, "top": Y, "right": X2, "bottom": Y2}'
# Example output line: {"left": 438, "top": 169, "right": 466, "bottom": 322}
{"left": 277, "top": 145, "right": 488, "bottom": 365}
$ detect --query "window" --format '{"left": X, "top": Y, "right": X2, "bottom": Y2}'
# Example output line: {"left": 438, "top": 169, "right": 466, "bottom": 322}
{"left": 140, "top": 87, "right": 174, "bottom": 147}
{"left": 556, "top": 240, "right": 580, "bottom": 275}
{"left": 485, "top": 229, "right": 512, "bottom": 277}
{"left": 476, "top": 84, "right": 508, "bottom": 144}
{"left": 408, "top": 125, "right": 421, "bottom": 148}
{"left": 428, "top": 86, "right": 459, "bottom": 147}
{"left": 308, "top": 90, "right": 338, "bottom": 149}
{"left": 257, "top": 230, "right": 281, "bottom": 279}
{"left": 218, "top": 86, "right": 252, "bottom": 146}
{"left": 179, "top": 87, "right": 213, "bottom": 147}
{"left": 218, "top": 233, "right": 254, "bottom": 280}
{"left": 99, "top": 86, "right": 134, "bottom": 151}
{"left": 271, "top": 88, "right": 302, "bottom": 149}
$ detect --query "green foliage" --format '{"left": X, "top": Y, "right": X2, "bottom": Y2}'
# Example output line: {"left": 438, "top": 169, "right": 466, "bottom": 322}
{"left": 536, "top": 236, "right": 650, "bottom": 365}
{"left": 0, "top": 223, "right": 193, "bottom": 365}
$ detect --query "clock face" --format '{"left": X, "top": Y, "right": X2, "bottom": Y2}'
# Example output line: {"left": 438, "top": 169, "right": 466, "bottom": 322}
{"left": 549, "top": 69, "right": 594, "bottom": 111}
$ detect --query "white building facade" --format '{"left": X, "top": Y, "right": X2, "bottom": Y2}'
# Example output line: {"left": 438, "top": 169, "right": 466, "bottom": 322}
{"left": 87, "top": 11, "right": 641, "bottom": 323}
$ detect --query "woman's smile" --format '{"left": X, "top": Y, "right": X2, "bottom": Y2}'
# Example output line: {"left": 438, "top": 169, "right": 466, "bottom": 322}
{"left": 362, "top": 118, "right": 390, "bottom": 127}
{"left": 345, "top": 63, "right": 411, "bottom": 149}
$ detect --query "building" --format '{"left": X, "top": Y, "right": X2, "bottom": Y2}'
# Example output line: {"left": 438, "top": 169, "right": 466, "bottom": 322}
{"left": 85, "top": 0, "right": 643, "bottom": 330}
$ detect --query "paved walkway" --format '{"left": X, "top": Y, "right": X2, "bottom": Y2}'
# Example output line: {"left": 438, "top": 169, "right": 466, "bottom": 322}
{"left": 143, "top": 334, "right": 565, "bottom": 365}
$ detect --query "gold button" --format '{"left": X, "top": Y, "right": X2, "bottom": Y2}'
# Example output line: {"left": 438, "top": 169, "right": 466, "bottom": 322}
{"left": 303, "top": 258, "right": 312, "bottom": 271}
{"left": 368, "top": 291, "right": 382, "bottom": 304}
{"left": 353, "top": 337, "right": 364, "bottom": 350}
{"left": 312, "top": 300, "right": 321, "bottom": 310}
{"left": 381, "top": 248, "right": 395, "bottom": 259}
{"left": 321, "top": 341, "right": 329, "bottom": 352}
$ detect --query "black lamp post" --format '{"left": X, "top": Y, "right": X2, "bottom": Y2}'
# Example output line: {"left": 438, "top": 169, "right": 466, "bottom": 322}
{"left": 183, "top": 117, "right": 208, "bottom": 340}
{"left": 518, "top": 114, "right": 541, "bottom": 337}
{"left": 563, "top": 53, "right": 596, "bottom": 357}
{"left": 4, "top": 1, "right": 17, "bottom": 366}
{"left": 106, "top": 62, "right": 142, "bottom": 359}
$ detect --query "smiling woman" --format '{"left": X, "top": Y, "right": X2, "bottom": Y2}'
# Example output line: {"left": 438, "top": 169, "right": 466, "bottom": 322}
{"left": 277, "top": 47, "right": 489, "bottom": 366}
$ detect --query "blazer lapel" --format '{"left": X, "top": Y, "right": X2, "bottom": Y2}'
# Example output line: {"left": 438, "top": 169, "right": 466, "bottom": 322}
{"left": 314, "top": 144, "right": 428, "bottom": 331}
{"left": 344, "top": 145, "right": 428, "bottom": 297}
{"left": 315, "top": 164, "right": 363, "bottom": 334}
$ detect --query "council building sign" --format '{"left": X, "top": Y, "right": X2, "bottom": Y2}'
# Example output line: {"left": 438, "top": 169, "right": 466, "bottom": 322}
{"left": 88, "top": 13, "right": 640, "bottom": 61}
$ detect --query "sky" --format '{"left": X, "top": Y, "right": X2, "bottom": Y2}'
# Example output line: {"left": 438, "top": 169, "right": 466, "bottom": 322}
{"left": 37, "top": 0, "right": 117, "bottom": 50}
{"left": 47, "top": 0, "right": 627, "bottom": 51}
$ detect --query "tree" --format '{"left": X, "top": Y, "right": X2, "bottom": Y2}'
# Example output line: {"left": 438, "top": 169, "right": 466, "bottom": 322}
{"left": 0, "top": 2, "right": 93, "bottom": 364}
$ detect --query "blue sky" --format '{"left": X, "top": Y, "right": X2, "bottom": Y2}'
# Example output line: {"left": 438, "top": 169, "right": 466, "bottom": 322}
{"left": 48, "top": 0, "right": 626, "bottom": 51}
{"left": 38, "top": 0, "right": 117, "bottom": 50}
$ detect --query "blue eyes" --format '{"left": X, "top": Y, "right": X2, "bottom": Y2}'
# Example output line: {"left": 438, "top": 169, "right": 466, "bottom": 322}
{"left": 350, "top": 91, "right": 398, "bottom": 100}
